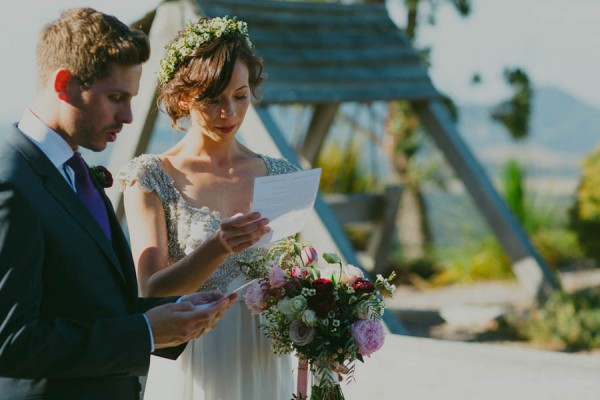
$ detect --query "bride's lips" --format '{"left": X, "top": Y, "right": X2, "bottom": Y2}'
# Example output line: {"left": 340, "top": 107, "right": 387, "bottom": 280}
{"left": 215, "top": 124, "right": 237, "bottom": 134}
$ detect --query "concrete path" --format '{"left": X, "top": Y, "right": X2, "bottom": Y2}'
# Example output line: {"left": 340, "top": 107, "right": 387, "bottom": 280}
{"left": 342, "top": 334, "right": 600, "bottom": 400}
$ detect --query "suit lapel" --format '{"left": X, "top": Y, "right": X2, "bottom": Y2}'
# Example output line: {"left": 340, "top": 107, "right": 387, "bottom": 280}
{"left": 93, "top": 176, "right": 139, "bottom": 299}
{"left": 5, "top": 126, "right": 127, "bottom": 284}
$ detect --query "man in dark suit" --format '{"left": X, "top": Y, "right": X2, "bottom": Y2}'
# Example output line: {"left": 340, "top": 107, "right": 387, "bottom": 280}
{"left": 0, "top": 8, "right": 268, "bottom": 400}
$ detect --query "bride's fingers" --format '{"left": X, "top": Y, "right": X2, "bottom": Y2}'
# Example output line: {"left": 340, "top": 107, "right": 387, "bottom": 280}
{"left": 220, "top": 218, "right": 269, "bottom": 240}
{"left": 227, "top": 230, "right": 270, "bottom": 253}
{"left": 221, "top": 212, "right": 262, "bottom": 229}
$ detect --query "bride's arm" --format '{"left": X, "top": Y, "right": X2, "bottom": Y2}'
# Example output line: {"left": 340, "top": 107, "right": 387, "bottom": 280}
{"left": 123, "top": 185, "right": 269, "bottom": 297}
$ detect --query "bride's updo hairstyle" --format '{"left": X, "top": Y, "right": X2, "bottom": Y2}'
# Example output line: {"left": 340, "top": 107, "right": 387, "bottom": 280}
{"left": 157, "top": 16, "right": 264, "bottom": 130}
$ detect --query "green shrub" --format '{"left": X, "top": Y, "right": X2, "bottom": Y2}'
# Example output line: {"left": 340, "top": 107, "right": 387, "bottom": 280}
{"left": 523, "top": 287, "right": 600, "bottom": 351}
{"left": 531, "top": 228, "right": 584, "bottom": 270}
{"left": 316, "top": 143, "right": 377, "bottom": 194}
{"left": 430, "top": 235, "right": 514, "bottom": 286}
{"left": 569, "top": 144, "right": 600, "bottom": 265}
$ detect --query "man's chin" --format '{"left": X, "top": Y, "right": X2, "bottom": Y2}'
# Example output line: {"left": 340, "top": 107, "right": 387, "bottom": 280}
{"left": 84, "top": 142, "right": 108, "bottom": 152}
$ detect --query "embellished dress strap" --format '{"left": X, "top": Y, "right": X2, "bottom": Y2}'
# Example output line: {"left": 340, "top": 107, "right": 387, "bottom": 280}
{"left": 259, "top": 154, "right": 301, "bottom": 176}
{"left": 116, "top": 154, "right": 177, "bottom": 205}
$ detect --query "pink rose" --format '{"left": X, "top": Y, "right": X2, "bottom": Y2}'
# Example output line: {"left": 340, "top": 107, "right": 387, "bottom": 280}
{"left": 300, "top": 246, "right": 318, "bottom": 267}
{"left": 341, "top": 264, "right": 364, "bottom": 285}
{"left": 269, "top": 266, "right": 287, "bottom": 288}
{"left": 351, "top": 319, "right": 385, "bottom": 356}
{"left": 289, "top": 319, "right": 315, "bottom": 346}
{"left": 244, "top": 279, "right": 269, "bottom": 314}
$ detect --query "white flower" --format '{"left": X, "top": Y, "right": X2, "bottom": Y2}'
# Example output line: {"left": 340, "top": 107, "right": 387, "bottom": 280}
{"left": 289, "top": 320, "right": 315, "bottom": 346}
{"left": 300, "top": 309, "right": 317, "bottom": 327}
{"left": 277, "top": 298, "right": 296, "bottom": 319}
{"left": 290, "top": 295, "right": 307, "bottom": 314}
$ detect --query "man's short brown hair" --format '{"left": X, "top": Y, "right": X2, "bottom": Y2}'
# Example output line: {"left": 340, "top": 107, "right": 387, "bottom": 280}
{"left": 36, "top": 7, "right": 150, "bottom": 88}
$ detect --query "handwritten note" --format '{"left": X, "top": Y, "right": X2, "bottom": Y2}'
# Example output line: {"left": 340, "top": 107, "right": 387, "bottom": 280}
{"left": 251, "top": 168, "right": 321, "bottom": 247}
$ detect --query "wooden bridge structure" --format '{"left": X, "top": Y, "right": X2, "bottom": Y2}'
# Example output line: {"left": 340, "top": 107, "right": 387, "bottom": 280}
{"left": 106, "top": 0, "right": 560, "bottom": 333}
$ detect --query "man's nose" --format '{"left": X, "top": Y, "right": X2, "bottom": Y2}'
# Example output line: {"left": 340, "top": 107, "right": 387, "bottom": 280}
{"left": 118, "top": 102, "right": 134, "bottom": 124}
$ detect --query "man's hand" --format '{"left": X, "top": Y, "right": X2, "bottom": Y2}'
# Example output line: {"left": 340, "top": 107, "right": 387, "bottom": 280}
{"left": 145, "top": 292, "right": 237, "bottom": 349}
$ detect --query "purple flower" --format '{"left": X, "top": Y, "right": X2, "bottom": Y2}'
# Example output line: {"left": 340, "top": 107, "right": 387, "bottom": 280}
{"left": 351, "top": 319, "right": 385, "bottom": 356}
{"left": 269, "top": 265, "right": 287, "bottom": 288}
{"left": 289, "top": 319, "right": 315, "bottom": 346}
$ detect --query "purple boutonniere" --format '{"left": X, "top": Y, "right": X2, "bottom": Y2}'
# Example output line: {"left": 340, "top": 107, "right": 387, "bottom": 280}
{"left": 90, "top": 165, "right": 113, "bottom": 188}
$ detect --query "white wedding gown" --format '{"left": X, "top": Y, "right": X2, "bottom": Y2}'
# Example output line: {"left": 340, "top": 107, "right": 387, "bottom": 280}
{"left": 118, "top": 154, "right": 297, "bottom": 400}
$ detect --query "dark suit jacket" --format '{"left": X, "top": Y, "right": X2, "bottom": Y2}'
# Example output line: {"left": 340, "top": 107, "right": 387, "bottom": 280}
{"left": 0, "top": 126, "right": 182, "bottom": 399}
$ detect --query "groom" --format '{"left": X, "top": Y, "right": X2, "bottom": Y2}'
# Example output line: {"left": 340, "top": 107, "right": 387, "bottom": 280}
{"left": 0, "top": 7, "right": 259, "bottom": 400}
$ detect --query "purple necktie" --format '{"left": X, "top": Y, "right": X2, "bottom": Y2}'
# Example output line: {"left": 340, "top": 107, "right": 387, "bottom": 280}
{"left": 66, "top": 152, "right": 112, "bottom": 241}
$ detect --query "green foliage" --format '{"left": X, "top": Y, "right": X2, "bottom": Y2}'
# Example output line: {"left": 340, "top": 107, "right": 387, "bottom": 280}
{"left": 502, "top": 158, "right": 525, "bottom": 223}
{"left": 531, "top": 228, "right": 584, "bottom": 270}
{"left": 522, "top": 288, "right": 600, "bottom": 351}
{"left": 430, "top": 235, "right": 514, "bottom": 286}
{"left": 501, "top": 157, "right": 583, "bottom": 270}
{"left": 569, "top": 144, "right": 600, "bottom": 265}
{"left": 316, "top": 143, "right": 377, "bottom": 194}
{"left": 491, "top": 68, "right": 532, "bottom": 141}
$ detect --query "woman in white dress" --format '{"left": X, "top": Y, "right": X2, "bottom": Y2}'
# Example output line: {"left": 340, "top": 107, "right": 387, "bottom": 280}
{"left": 117, "top": 17, "right": 296, "bottom": 399}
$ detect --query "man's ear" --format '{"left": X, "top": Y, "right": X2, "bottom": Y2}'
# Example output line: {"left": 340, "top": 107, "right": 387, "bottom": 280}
{"left": 54, "top": 69, "right": 76, "bottom": 102}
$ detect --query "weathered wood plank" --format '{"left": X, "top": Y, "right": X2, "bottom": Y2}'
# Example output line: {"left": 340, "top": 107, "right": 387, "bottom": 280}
{"left": 324, "top": 193, "right": 385, "bottom": 224}
{"left": 264, "top": 66, "right": 430, "bottom": 82}
{"left": 369, "top": 185, "right": 403, "bottom": 275}
{"left": 261, "top": 47, "right": 420, "bottom": 66}
{"left": 251, "top": 31, "right": 404, "bottom": 48}
{"left": 260, "top": 83, "right": 440, "bottom": 104}
{"left": 200, "top": 0, "right": 387, "bottom": 17}
{"left": 301, "top": 103, "right": 339, "bottom": 166}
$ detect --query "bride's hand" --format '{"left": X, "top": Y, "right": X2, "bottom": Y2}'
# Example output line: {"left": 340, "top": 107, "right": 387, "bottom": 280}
{"left": 216, "top": 212, "right": 270, "bottom": 253}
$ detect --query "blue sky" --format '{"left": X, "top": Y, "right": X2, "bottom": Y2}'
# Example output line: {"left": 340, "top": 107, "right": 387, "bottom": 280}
{"left": 0, "top": 0, "right": 599, "bottom": 124}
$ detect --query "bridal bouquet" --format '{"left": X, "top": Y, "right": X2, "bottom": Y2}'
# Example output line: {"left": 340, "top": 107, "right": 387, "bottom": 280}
{"left": 241, "top": 237, "right": 396, "bottom": 400}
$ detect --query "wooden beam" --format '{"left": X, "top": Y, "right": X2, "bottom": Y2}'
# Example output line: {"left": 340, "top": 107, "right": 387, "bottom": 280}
{"left": 107, "top": 0, "right": 198, "bottom": 219}
{"left": 414, "top": 99, "right": 561, "bottom": 302}
{"left": 368, "top": 184, "right": 403, "bottom": 275}
{"left": 324, "top": 192, "right": 384, "bottom": 224}
{"left": 301, "top": 103, "right": 339, "bottom": 166}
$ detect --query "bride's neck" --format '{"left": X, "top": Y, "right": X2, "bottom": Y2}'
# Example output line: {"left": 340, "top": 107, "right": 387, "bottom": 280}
{"left": 173, "top": 131, "right": 244, "bottom": 164}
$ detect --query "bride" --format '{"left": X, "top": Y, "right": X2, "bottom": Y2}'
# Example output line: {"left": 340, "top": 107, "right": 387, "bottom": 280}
{"left": 118, "top": 17, "right": 297, "bottom": 399}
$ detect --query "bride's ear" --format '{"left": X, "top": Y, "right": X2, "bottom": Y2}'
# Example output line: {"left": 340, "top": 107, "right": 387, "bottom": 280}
{"left": 53, "top": 69, "right": 77, "bottom": 102}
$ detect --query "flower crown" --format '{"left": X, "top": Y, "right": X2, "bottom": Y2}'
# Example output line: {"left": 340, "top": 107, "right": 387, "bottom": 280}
{"left": 157, "top": 16, "right": 253, "bottom": 85}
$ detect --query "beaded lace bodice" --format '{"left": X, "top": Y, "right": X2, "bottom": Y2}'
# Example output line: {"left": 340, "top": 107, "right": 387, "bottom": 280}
{"left": 118, "top": 153, "right": 299, "bottom": 292}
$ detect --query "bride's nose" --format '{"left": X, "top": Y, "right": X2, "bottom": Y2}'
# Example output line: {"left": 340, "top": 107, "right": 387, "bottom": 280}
{"left": 220, "top": 102, "right": 236, "bottom": 119}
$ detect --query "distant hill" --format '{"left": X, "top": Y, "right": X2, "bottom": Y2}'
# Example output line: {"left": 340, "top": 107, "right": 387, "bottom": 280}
{"left": 424, "top": 86, "right": 600, "bottom": 246}
{"left": 456, "top": 86, "right": 600, "bottom": 182}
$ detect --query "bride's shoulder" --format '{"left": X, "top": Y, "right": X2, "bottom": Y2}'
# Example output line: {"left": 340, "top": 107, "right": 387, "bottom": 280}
{"left": 259, "top": 154, "right": 302, "bottom": 175}
{"left": 116, "top": 154, "right": 169, "bottom": 193}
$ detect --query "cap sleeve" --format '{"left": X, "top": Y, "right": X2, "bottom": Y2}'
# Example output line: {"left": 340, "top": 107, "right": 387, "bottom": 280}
{"left": 116, "top": 154, "right": 174, "bottom": 199}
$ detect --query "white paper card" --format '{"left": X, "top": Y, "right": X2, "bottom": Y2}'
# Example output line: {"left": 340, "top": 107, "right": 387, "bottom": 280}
{"left": 251, "top": 168, "right": 321, "bottom": 247}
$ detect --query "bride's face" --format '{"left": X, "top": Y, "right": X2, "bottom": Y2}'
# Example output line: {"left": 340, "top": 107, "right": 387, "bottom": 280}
{"left": 187, "top": 59, "right": 251, "bottom": 142}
